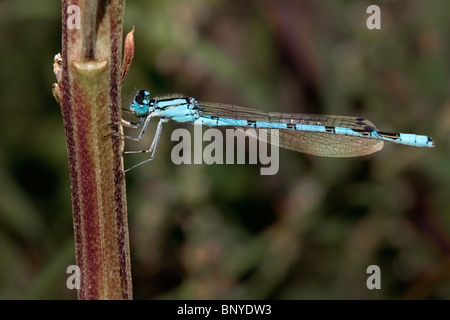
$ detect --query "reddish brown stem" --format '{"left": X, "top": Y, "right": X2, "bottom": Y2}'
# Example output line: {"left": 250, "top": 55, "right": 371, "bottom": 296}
{"left": 56, "top": 0, "right": 132, "bottom": 299}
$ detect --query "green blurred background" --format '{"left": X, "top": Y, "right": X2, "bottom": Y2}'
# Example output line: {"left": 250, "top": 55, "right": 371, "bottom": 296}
{"left": 0, "top": 0, "right": 449, "bottom": 299}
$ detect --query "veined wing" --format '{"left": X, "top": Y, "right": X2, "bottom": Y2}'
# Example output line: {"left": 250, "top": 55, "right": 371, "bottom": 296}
{"left": 198, "top": 102, "right": 378, "bottom": 131}
{"left": 198, "top": 102, "right": 384, "bottom": 157}
{"left": 243, "top": 128, "right": 384, "bottom": 157}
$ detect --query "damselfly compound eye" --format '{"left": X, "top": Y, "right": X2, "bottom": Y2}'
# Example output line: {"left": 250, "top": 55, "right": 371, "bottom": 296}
{"left": 130, "top": 90, "right": 151, "bottom": 116}
{"left": 135, "top": 90, "right": 150, "bottom": 105}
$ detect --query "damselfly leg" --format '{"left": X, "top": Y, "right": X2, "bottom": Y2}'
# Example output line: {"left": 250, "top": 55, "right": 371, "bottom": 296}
{"left": 122, "top": 118, "right": 167, "bottom": 173}
{"left": 109, "top": 114, "right": 153, "bottom": 142}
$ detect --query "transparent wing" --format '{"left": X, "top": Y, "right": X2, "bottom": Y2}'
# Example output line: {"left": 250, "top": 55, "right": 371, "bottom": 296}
{"left": 243, "top": 128, "right": 384, "bottom": 157}
{"left": 199, "top": 102, "right": 384, "bottom": 157}
{"left": 199, "top": 102, "right": 378, "bottom": 131}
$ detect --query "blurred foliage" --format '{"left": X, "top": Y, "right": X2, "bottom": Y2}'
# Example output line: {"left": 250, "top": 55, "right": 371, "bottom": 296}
{"left": 0, "top": 0, "right": 449, "bottom": 299}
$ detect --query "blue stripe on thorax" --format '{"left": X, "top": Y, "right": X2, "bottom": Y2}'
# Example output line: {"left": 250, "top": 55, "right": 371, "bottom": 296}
{"left": 155, "top": 98, "right": 200, "bottom": 122}
{"left": 156, "top": 98, "right": 190, "bottom": 109}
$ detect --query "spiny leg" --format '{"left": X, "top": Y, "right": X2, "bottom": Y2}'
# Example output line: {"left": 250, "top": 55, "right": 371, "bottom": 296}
{"left": 123, "top": 118, "right": 166, "bottom": 172}
{"left": 125, "top": 118, "right": 165, "bottom": 155}
{"left": 111, "top": 114, "right": 153, "bottom": 141}
{"left": 107, "top": 115, "right": 145, "bottom": 129}
{"left": 105, "top": 107, "right": 144, "bottom": 130}
{"left": 103, "top": 114, "right": 147, "bottom": 141}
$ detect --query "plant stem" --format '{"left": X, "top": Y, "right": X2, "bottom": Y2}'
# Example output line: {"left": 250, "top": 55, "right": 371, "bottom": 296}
{"left": 56, "top": 0, "right": 132, "bottom": 299}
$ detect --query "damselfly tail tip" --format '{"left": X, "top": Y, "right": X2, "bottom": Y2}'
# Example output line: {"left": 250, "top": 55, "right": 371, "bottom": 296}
{"left": 428, "top": 137, "right": 436, "bottom": 148}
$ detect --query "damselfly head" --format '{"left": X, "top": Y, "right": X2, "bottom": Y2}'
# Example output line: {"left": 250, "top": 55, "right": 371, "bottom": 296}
{"left": 130, "top": 89, "right": 151, "bottom": 117}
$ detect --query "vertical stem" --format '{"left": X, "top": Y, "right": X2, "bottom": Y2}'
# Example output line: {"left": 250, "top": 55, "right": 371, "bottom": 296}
{"left": 82, "top": 0, "right": 98, "bottom": 59}
{"left": 58, "top": 0, "right": 132, "bottom": 299}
